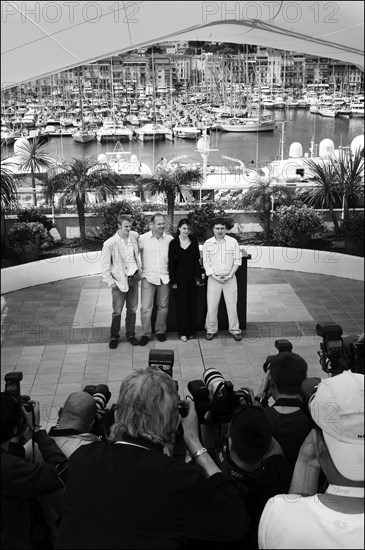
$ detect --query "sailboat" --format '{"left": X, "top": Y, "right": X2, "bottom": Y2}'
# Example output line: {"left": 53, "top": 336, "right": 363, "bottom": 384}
{"left": 219, "top": 90, "right": 276, "bottom": 133}
{"left": 73, "top": 80, "right": 95, "bottom": 143}
{"left": 96, "top": 59, "right": 133, "bottom": 143}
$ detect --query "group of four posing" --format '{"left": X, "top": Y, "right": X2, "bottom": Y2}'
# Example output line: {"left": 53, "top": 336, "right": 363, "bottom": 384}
{"left": 100, "top": 213, "right": 243, "bottom": 349}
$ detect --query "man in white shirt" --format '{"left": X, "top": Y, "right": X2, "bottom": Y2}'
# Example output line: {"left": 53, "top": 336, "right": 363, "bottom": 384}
{"left": 202, "top": 218, "right": 242, "bottom": 341}
{"left": 100, "top": 214, "right": 141, "bottom": 349}
{"left": 258, "top": 370, "right": 364, "bottom": 549}
{"left": 138, "top": 214, "right": 173, "bottom": 346}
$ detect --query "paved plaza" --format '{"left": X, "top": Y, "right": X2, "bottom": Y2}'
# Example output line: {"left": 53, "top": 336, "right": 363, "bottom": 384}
{"left": 1, "top": 267, "right": 364, "bottom": 431}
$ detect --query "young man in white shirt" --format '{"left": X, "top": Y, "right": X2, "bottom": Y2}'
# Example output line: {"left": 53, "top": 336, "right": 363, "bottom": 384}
{"left": 202, "top": 217, "right": 242, "bottom": 341}
{"left": 138, "top": 214, "right": 173, "bottom": 346}
{"left": 258, "top": 370, "right": 364, "bottom": 549}
{"left": 100, "top": 214, "right": 141, "bottom": 349}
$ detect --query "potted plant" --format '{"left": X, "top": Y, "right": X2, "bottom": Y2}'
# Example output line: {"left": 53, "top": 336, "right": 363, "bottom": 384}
{"left": 6, "top": 221, "right": 49, "bottom": 262}
{"left": 340, "top": 212, "right": 364, "bottom": 256}
{"left": 273, "top": 205, "right": 325, "bottom": 248}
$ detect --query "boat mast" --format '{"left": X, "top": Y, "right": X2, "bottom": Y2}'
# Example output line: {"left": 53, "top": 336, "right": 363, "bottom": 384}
{"left": 151, "top": 48, "right": 156, "bottom": 170}
{"left": 79, "top": 79, "right": 84, "bottom": 133}
{"left": 279, "top": 121, "right": 286, "bottom": 160}
{"left": 110, "top": 57, "right": 116, "bottom": 129}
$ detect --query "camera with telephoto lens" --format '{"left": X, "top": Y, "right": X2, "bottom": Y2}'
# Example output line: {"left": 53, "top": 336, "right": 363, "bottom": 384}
{"left": 316, "top": 323, "right": 364, "bottom": 376}
{"left": 4, "top": 371, "right": 34, "bottom": 413}
{"left": 187, "top": 368, "right": 253, "bottom": 424}
{"left": 148, "top": 350, "right": 188, "bottom": 417}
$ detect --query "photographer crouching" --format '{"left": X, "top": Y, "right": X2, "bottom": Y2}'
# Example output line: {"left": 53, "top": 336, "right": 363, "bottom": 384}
{"left": 1, "top": 392, "right": 68, "bottom": 549}
{"left": 186, "top": 368, "right": 293, "bottom": 549}
{"left": 255, "top": 346, "right": 312, "bottom": 466}
{"left": 55, "top": 367, "right": 250, "bottom": 549}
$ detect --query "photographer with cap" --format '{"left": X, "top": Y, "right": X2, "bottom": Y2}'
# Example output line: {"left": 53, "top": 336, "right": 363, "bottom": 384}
{"left": 255, "top": 351, "right": 312, "bottom": 466}
{"left": 1, "top": 393, "right": 68, "bottom": 549}
{"left": 197, "top": 403, "right": 292, "bottom": 549}
{"left": 56, "top": 367, "right": 250, "bottom": 549}
{"left": 258, "top": 371, "right": 364, "bottom": 549}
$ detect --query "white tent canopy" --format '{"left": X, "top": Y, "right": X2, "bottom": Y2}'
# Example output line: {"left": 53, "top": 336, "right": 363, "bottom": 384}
{"left": 1, "top": 1, "right": 363, "bottom": 89}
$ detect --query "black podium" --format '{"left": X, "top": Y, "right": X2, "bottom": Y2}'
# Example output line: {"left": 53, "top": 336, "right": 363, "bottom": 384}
{"left": 151, "top": 248, "right": 251, "bottom": 332}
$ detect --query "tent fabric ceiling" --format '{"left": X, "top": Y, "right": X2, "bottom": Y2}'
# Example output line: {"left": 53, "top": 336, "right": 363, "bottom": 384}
{"left": 1, "top": 1, "right": 364, "bottom": 89}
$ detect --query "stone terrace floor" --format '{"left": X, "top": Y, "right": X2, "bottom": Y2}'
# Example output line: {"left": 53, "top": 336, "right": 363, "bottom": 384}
{"left": 1, "top": 267, "right": 364, "bottom": 431}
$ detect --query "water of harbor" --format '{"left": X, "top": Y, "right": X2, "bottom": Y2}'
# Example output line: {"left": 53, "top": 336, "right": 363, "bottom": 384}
{"left": 3, "top": 110, "right": 364, "bottom": 171}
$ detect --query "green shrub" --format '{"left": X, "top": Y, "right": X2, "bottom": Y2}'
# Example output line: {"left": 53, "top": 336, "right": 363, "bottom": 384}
{"left": 97, "top": 200, "right": 149, "bottom": 239}
{"left": 340, "top": 212, "right": 365, "bottom": 242}
{"left": 187, "top": 203, "right": 234, "bottom": 242}
{"left": 6, "top": 221, "right": 49, "bottom": 250}
{"left": 273, "top": 205, "right": 325, "bottom": 246}
{"left": 16, "top": 206, "right": 55, "bottom": 231}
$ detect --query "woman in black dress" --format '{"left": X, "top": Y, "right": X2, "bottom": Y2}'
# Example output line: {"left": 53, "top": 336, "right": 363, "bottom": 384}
{"left": 168, "top": 218, "right": 202, "bottom": 342}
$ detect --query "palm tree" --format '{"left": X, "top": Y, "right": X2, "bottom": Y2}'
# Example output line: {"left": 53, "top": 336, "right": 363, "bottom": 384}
{"left": 239, "top": 177, "right": 293, "bottom": 241}
{"left": 13, "top": 137, "right": 55, "bottom": 206}
{"left": 1, "top": 163, "right": 19, "bottom": 246}
{"left": 332, "top": 148, "right": 364, "bottom": 221}
{"left": 303, "top": 158, "right": 341, "bottom": 236}
{"left": 46, "top": 157, "right": 120, "bottom": 244}
{"left": 141, "top": 164, "right": 202, "bottom": 234}
{"left": 1, "top": 163, "right": 18, "bottom": 209}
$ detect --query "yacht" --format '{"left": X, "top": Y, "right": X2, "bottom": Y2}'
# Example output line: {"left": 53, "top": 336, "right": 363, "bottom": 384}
{"left": 22, "top": 112, "right": 36, "bottom": 127}
{"left": 297, "top": 98, "right": 309, "bottom": 109}
{"left": 135, "top": 123, "right": 173, "bottom": 142}
{"left": 287, "top": 98, "right": 299, "bottom": 109}
{"left": 317, "top": 105, "right": 337, "bottom": 118}
{"left": 1, "top": 126, "right": 19, "bottom": 145}
{"left": 350, "top": 96, "right": 364, "bottom": 118}
{"left": 96, "top": 120, "right": 133, "bottom": 142}
{"left": 172, "top": 126, "right": 201, "bottom": 139}
{"left": 73, "top": 128, "right": 95, "bottom": 143}
{"left": 274, "top": 97, "right": 286, "bottom": 109}
{"left": 262, "top": 98, "right": 275, "bottom": 110}
{"left": 219, "top": 115, "right": 276, "bottom": 133}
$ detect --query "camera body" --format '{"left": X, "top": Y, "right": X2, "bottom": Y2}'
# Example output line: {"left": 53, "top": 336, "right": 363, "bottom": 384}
{"left": 316, "top": 323, "right": 364, "bottom": 376}
{"left": 187, "top": 368, "right": 252, "bottom": 424}
{"left": 4, "top": 372, "right": 33, "bottom": 412}
{"left": 263, "top": 339, "right": 293, "bottom": 372}
{"left": 148, "top": 350, "right": 188, "bottom": 417}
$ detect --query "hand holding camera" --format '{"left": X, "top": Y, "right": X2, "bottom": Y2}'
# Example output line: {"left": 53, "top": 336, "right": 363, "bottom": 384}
{"left": 180, "top": 400, "right": 201, "bottom": 449}
{"left": 23, "top": 400, "right": 40, "bottom": 431}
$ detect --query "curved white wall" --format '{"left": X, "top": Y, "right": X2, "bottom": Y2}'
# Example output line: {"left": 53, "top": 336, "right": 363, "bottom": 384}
{"left": 1, "top": 247, "right": 363, "bottom": 295}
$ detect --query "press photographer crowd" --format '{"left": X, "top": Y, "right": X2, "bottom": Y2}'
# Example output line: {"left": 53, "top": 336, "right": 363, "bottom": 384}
{"left": 1, "top": 324, "right": 364, "bottom": 549}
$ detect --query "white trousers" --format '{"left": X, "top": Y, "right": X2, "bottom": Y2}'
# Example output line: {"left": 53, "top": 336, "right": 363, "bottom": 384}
{"left": 205, "top": 275, "right": 241, "bottom": 335}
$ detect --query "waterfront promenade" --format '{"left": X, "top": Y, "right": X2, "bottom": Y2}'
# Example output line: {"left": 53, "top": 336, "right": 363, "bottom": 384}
{"left": 1, "top": 267, "right": 363, "bottom": 431}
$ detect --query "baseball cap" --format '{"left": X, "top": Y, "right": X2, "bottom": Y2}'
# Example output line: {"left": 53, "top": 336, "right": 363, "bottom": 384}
{"left": 309, "top": 371, "right": 364, "bottom": 481}
{"left": 229, "top": 405, "right": 272, "bottom": 461}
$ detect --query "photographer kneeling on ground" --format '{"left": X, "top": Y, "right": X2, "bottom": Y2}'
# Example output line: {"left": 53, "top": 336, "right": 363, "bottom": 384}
{"left": 56, "top": 368, "right": 250, "bottom": 549}
{"left": 1, "top": 393, "right": 68, "bottom": 550}
{"left": 258, "top": 371, "right": 364, "bottom": 549}
{"left": 255, "top": 351, "right": 312, "bottom": 466}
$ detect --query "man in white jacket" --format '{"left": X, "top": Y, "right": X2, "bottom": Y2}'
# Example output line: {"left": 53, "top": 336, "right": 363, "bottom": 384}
{"left": 100, "top": 214, "right": 141, "bottom": 349}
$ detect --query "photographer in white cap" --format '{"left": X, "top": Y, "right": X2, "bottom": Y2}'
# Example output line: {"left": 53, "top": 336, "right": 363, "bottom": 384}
{"left": 258, "top": 371, "right": 364, "bottom": 549}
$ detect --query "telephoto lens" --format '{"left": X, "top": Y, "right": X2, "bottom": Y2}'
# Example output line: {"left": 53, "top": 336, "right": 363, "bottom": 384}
{"left": 203, "top": 368, "right": 226, "bottom": 402}
{"left": 93, "top": 384, "right": 111, "bottom": 413}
